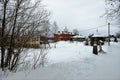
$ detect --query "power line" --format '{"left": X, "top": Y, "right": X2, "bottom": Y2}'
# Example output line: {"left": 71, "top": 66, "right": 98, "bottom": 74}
{"left": 79, "top": 23, "right": 119, "bottom": 33}
{"left": 79, "top": 24, "right": 106, "bottom": 32}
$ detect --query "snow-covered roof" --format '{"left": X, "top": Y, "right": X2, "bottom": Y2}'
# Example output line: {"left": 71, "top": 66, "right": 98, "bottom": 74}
{"left": 72, "top": 35, "right": 85, "bottom": 38}
{"left": 92, "top": 31, "right": 105, "bottom": 37}
{"left": 92, "top": 34, "right": 105, "bottom": 37}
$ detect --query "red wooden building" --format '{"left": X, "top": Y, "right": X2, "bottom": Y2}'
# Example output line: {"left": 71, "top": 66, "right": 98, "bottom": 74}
{"left": 54, "top": 31, "right": 75, "bottom": 42}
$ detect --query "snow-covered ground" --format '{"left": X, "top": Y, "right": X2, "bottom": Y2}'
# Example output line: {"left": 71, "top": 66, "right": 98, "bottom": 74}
{"left": 2, "top": 41, "right": 120, "bottom": 80}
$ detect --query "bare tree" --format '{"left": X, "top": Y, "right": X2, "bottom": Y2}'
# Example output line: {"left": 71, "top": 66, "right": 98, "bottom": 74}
{"left": 0, "top": 0, "right": 50, "bottom": 71}
{"left": 105, "top": 0, "right": 120, "bottom": 37}
{"left": 32, "top": 48, "right": 47, "bottom": 69}
{"left": 40, "top": 21, "right": 51, "bottom": 48}
{"left": 64, "top": 26, "right": 69, "bottom": 33}
{"left": 52, "top": 21, "right": 58, "bottom": 34}
{"left": 73, "top": 29, "right": 79, "bottom": 35}
{"left": 105, "top": 0, "right": 120, "bottom": 23}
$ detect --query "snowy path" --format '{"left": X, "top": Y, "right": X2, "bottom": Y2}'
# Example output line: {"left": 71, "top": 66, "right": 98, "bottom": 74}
{"left": 3, "top": 41, "right": 120, "bottom": 80}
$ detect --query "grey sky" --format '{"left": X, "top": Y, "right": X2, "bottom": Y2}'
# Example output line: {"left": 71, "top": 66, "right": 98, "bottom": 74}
{"left": 42, "top": 0, "right": 119, "bottom": 35}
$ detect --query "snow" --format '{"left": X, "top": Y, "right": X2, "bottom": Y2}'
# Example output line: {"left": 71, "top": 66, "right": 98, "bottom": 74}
{"left": 2, "top": 41, "right": 120, "bottom": 80}
{"left": 92, "top": 31, "right": 105, "bottom": 37}
{"left": 72, "top": 35, "right": 85, "bottom": 38}
{"left": 92, "top": 34, "right": 105, "bottom": 37}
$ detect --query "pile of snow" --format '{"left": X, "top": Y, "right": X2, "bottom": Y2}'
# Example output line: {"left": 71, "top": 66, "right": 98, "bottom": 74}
{"left": 2, "top": 41, "right": 120, "bottom": 80}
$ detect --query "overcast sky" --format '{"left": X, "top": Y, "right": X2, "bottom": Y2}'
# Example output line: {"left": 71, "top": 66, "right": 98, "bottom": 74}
{"left": 42, "top": 0, "right": 119, "bottom": 35}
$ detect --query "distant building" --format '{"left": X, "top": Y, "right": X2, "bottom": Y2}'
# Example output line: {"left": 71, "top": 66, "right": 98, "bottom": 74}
{"left": 15, "top": 30, "right": 41, "bottom": 48}
{"left": 15, "top": 35, "right": 41, "bottom": 48}
{"left": 0, "top": 29, "right": 43, "bottom": 48}
{"left": 26, "top": 36, "right": 41, "bottom": 48}
{"left": 71, "top": 35, "right": 86, "bottom": 42}
{"left": 54, "top": 31, "right": 75, "bottom": 42}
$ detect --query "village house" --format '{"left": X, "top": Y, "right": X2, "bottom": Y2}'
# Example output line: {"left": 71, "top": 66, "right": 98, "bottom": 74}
{"left": 71, "top": 35, "right": 86, "bottom": 42}
{"left": 16, "top": 35, "right": 41, "bottom": 48}
{"left": 54, "top": 31, "right": 75, "bottom": 42}
{"left": 0, "top": 29, "right": 51, "bottom": 48}
{"left": 26, "top": 35, "right": 41, "bottom": 48}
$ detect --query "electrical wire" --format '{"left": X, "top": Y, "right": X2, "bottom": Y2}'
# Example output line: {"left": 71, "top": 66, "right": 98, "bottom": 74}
{"left": 79, "top": 24, "right": 106, "bottom": 32}
{"left": 79, "top": 23, "right": 119, "bottom": 33}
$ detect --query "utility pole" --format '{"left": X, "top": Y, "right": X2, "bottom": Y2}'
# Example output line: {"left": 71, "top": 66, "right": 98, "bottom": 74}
{"left": 108, "top": 23, "right": 110, "bottom": 46}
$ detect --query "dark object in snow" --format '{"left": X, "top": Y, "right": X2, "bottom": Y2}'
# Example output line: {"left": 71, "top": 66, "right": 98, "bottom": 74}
{"left": 84, "top": 40, "right": 89, "bottom": 45}
{"left": 93, "top": 44, "right": 98, "bottom": 55}
{"left": 114, "top": 37, "right": 118, "bottom": 42}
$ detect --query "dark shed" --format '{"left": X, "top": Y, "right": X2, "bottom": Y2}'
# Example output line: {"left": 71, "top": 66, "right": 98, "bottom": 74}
{"left": 90, "top": 34, "right": 105, "bottom": 46}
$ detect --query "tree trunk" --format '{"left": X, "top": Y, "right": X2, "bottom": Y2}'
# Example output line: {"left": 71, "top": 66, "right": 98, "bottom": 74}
{"left": 1, "top": 1, "right": 8, "bottom": 71}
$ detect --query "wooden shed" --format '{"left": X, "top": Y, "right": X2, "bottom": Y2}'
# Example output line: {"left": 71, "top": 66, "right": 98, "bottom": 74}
{"left": 90, "top": 34, "right": 105, "bottom": 46}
